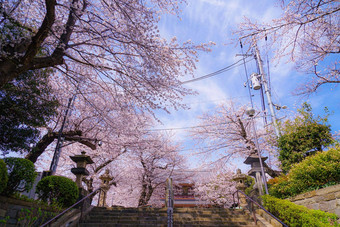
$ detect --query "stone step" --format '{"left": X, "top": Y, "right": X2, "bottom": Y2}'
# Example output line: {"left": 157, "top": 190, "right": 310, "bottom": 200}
{"left": 80, "top": 224, "right": 167, "bottom": 227}
{"left": 88, "top": 210, "right": 245, "bottom": 216}
{"left": 80, "top": 207, "right": 257, "bottom": 227}
{"left": 80, "top": 223, "right": 257, "bottom": 227}
{"left": 86, "top": 212, "right": 246, "bottom": 217}
{"left": 93, "top": 207, "right": 244, "bottom": 212}
{"left": 84, "top": 216, "right": 251, "bottom": 222}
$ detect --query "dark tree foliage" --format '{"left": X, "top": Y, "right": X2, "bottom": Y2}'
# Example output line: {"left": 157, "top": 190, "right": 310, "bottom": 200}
{"left": 278, "top": 103, "right": 333, "bottom": 174}
{"left": 0, "top": 69, "right": 59, "bottom": 154}
{"left": 2, "top": 157, "right": 37, "bottom": 195}
{"left": 0, "top": 159, "right": 8, "bottom": 194}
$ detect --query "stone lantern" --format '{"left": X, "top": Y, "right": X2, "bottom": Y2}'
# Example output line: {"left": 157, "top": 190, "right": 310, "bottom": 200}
{"left": 70, "top": 151, "right": 94, "bottom": 189}
{"left": 244, "top": 154, "right": 268, "bottom": 196}
{"left": 232, "top": 169, "right": 247, "bottom": 191}
{"left": 232, "top": 169, "right": 248, "bottom": 208}
{"left": 98, "top": 169, "right": 113, "bottom": 207}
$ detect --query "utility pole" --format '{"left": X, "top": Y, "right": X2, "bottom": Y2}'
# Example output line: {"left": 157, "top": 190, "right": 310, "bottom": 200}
{"left": 49, "top": 96, "right": 75, "bottom": 175}
{"left": 253, "top": 38, "right": 281, "bottom": 137}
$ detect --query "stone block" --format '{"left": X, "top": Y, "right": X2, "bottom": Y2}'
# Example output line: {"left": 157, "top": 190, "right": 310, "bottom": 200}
{"left": 290, "top": 193, "right": 306, "bottom": 201}
{"left": 335, "top": 191, "right": 340, "bottom": 198}
{"left": 302, "top": 198, "right": 316, "bottom": 205}
{"left": 6, "top": 208, "right": 18, "bottom": 218}
{"left": 314, "top": 196, "right": 326, "bottom": 203}
{"left": 271, "top": 218, "right": 283, "bottom": 227}
{"left": 319, "top": 200, "right": 336, "bottom": 212}
{"left": 316, "top": 185, "right": 340, "bottom": 196}
{"left": 324, "top": 193, "right": 336, "bottom": 201}
{"left": 303, "top": 191, "right": 317, "bottom": 199}
{"left": 294, "top": 201, "right": 304, "bottom": 206}
{"left": 0, "top": 208, "right": 6, "bottom": 217}
{"left": 309, "top": 203, "right": 320, "bottom": 210}
{"left": 334, "top": 209, "right": 340, "bottom": 217}
{"left": 7, "top": 217, "right": 17, "bottom": 225}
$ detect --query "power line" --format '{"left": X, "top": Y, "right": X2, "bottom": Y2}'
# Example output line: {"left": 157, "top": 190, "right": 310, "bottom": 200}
{"left": 146, "top": 115, "right": 265, "bottom": 132}
{"left": 180, "top": 57, "right": 253, "bottom": 85}
{"left": 146, "top": 121, "right": 232, "bottom": 132}
{"left": 180, "top": 95, "right": 254, "bottom": 106}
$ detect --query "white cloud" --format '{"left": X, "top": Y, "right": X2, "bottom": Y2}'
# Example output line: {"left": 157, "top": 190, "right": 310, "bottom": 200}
{"left": 156, "top": 0, "right": 340, "bottom": 169}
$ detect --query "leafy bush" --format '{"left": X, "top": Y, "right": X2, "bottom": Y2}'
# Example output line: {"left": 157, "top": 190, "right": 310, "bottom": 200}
{"left": 262, "top": 195, "right": 338, "bottom": 227}
{"left": 0, "top": 159, "right": 8, "bottom": 194}
{"left": 3, "top": 157, "right": 37, "bottom": 195}
{"left": 36, "top": 176, "right": 79, "bottom": 207}
{"left": 269, "top": 148, "right": 340, "bottom": 198}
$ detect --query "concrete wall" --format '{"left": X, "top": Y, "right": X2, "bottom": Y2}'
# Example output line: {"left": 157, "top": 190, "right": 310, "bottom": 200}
{"left": 20, "top": 172, "right": 43, "bottom": 200}
{"left": 288, "top": 184, "right": 340, "bottom": 216}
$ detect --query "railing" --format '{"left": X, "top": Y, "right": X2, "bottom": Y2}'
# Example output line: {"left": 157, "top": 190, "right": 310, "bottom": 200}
{"left": 40, "top": 187, "right": 101, "bottom": 227}
{"left": 232, "top": 190, "right": 288, "bottom": 227}
{"left": 166, "top": 178, "right": 174, "bottom": 227}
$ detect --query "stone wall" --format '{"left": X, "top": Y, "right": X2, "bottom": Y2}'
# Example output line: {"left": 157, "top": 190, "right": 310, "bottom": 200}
{"left": 0, "top": 196, "right": 58, "bottom": 227}
{"left": 288, "top": 184, "right": 340, "bottom": 216}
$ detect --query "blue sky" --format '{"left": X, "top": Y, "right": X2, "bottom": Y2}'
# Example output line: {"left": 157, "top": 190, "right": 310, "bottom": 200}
{"left": 154, "top": 0, "right": 340, "bottom": 169}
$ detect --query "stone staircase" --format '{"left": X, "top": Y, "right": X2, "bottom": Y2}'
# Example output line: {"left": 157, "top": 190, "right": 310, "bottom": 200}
{"left": 79, "top": 207, "right": 259, "bottom": 227}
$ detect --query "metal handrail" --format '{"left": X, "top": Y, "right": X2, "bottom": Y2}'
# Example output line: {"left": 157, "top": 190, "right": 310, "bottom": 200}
{"left": 232, "top": 190, "right": 288, "bottom": 227}
{"left": 40, "top": 187, "right": 101, "bottom": 227}
{"left": 166, "top": 178, "right": 174, "bottom": 227}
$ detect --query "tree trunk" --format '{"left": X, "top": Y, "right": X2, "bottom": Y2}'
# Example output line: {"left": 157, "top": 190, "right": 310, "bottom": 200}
{"left": 138, "top": 182, "right": 148, "bottom": 207}
{"left": 24, "top": 130, "right": 99, "bottom": 163}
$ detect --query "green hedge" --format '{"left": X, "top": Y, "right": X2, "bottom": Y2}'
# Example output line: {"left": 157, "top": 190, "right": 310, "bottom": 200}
{"left": 268, "top": 147, "right": 340, "bottom": 198}
{"left": 36, "top": 176, "right": 79, "bottom": 207}
{"left": 262, "top": 195, "right": 338, "bottom": 227}
{"left": 3, "top": 157, "right": 37, "bottom": 195}
{"left": 0, "top": 159, "right": 8, "bottom": 194}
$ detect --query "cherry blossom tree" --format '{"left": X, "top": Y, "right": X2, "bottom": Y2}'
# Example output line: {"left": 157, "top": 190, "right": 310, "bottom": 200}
{"left": 190, "top": 101, "right": 280, "bottom": 177}
{"left": 236, "top": 0, "right": 339, "bottom": 95}
{"left": 191, "top": 102, "right": 273, "bottom": 161}
{"left": 25, "top": 79, "right": 152, "bottom": 163}
{"left": 194, "top": 167, "right": 236, "bottom": 208}
{"left": 105, "top": 133, "right": 188, "bottom": 207}
{"left": 33, "top": 112, "right": 187, "bottom": 207}
{"left": 0, "top": 0, "right": 213, "bottom": 113}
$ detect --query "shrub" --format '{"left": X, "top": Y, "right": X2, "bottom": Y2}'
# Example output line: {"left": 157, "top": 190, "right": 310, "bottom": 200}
{"left": 262, "top": 195, "right": 338, "bottom": 227}
{"left": 244, "top": 176, "right": 255, "bottom": 195}
{"left": 3, "top": 157, "right": 37, "bottom": 195}
{"left": 289, "top": 148, "right": 340, "bottom": 191}
{"left": 268, "top": 147, "right": 340, "bottom": 198}
{"left": 36, "top": 176, "right": 79, "bottom": 207}
{"left": 0, "top": 159, "right": 8, "bottom": 194}
{"left": 277, "top": 103, "right": 333, "bottom": 174}
{"left": 268, "top": 174, "right": 296, "bottom": 199}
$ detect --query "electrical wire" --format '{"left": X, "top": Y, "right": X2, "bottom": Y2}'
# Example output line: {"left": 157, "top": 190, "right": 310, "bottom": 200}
{"left": 146, "top": 115, "right": 265, "bottom": 132}
{"left": 265, "top": 34, "right": 272, "bottom": 92}
{"left": 145, "top": 121, "right": 232, "bottom": 131}
{"left": 180, "top": 57, "right": 253, "bottom": 85}
{"left": 240, "top": 40, "right": 254, "bottom": 108}
{"left": 253, "top": 45, "right": 268, "bottom": 125}
{"left": 180, "top": 95, "right": 254, "bottom": 106}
